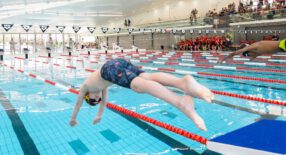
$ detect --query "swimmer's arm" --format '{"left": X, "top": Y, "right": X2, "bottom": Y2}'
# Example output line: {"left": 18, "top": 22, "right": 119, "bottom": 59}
{"left": 218, "top": 44, "right": 258, "bottom": 64}
{"left": 95, "top": 88, "right": 108, "bottom": 119}
{"left": 71, "top": 85, "right": 87, "bottom": 120}
{"left": 93, "top": 89, "right": 108, "bottom": 124}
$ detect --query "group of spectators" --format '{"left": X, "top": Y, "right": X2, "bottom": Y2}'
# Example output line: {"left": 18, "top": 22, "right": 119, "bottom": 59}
{"left": 238, "top": 0, "right": 286, "bottom": 14}
{"left": 206, "top": 2, "right": 236, "bottom": 18}
{"left": 203, "top": 0, "right": 286, "bottom": 21}
{"left": 178, "top": 35, "right": 232, "bottom": 51}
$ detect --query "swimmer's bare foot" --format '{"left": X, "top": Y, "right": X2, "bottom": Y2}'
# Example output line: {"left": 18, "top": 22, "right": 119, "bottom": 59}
{"left": 183, "top": 76, "right": 214, "bottom": 103}
{"left": 179, "top": 96, "right": 207, "bottom": 131}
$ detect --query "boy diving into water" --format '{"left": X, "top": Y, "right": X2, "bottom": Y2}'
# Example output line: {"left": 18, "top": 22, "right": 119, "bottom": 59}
{"left": 70, "top": 58, "right": 214, "bottom": 131}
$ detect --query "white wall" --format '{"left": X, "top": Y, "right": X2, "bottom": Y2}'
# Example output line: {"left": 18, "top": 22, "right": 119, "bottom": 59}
{"left": 110, "top": 0, "right": 240, "bottom": 27}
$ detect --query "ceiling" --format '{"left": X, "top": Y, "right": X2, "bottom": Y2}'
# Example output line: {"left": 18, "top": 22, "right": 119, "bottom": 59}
{"left": 0, "top": 0, "right": 173, "bottom": 27}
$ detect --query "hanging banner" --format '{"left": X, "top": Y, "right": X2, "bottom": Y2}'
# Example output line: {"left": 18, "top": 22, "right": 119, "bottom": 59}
{"left": 190, "top": 29, "right": 194, "bottom": 34}
{"left": 1, "top": 24, "right": 13, "bottom": 32}
{"left": 56, "top": 26, "right": 66, "bottom": 33}
{"left": 39, "top": 25, "right": 49, "bottom": 33}
{"left": 101, "top": 27, "right": 109, "bottom": 34}
{"left": 161, "top": 29, "right": 166, "bottom": 33}
{"left": 114, "top": 28, "right": 121, "bottom": 33}
{"left": 205, "top": 30, "right": 209, "bottom": 34}
{"left": 181, "top": 29, "right": 186, "bottom": 34}
{"left": 213, "top": 30, "right": 217, "bottom": 34}
{"left": 139, "top": 28, "right": 145, "bottom": 33}
{"left": 221, "top": 30, "right": 225, "bottom": 34}
{"left": 21, "top": 25, "right": 32, "bottom": 32}
{"left": 198, "top": 30, "right": 202, "bottom": 34}
{"left": 172, "top": 29, "right": 177, "bottom": 34}
{"left": 87, "top": 27, "right": 96, "bottom": 34}
{"left": 127, "top": 28, "right": 134, "bottom": 34}
{"left": 72, "top": 26, "right": 81, "bottom": 33}
{"left": 151, "top": 28, "right": 156, "bottom": 33}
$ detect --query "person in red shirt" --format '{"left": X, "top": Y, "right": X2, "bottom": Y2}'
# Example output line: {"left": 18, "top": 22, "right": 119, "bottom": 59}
{"left": 211, "top": 35, "right": 216, "bottom": 50}
{"left": 188, "top": 38, "right": 194, "bottom": 51}
{"left": 215, "top": 36, "right": 221, "bottom": 51}
{"left": 195, "top": 36, "right": 200, "bottom": 51}
{"left": 202, "top": 35, "right": 208, "bottom": 51}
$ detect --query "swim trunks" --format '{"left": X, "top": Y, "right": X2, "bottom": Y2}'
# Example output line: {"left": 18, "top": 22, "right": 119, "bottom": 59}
{"left": 100, "top": 58, "right": 144, "bottom": 88}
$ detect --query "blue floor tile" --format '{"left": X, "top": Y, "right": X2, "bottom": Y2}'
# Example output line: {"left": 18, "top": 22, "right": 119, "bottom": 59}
{"left": 69, "top": 139, "right": 90, "bottom": 155}
{"left": 100, "top": 129, "right": 121, "bottom": 143}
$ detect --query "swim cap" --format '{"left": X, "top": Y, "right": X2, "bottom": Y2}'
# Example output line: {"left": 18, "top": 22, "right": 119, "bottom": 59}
{"left": 240, "top": 43, "right": 250, "bottom": 57}
{"left": 85, "top": 93, "right": 101, "bottom": 106}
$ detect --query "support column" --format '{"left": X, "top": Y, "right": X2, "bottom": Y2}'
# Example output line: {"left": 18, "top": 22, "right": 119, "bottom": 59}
{"left": 2, "top": 33, "right": 4, "bottom": 50}
{"left": 63, "top": 34, "right": 65, "bottom": 53}
{"left": 106, "top": 37, "right": 109, "bottom": 47}
{"left": 34, "top": 34, "right": 36, "bottom": 53}
{"left": 19, "top": 34, "right": 21, "bottom": 54}
{"left": 151, "top": 33, "right": 154, "bottom": 50}
{"left": 117, "top": 36, "right": 119, "bottom": 45}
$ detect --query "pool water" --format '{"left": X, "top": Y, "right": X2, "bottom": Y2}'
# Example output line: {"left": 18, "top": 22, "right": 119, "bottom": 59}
{"left": 0, "top": 52, "right": 285, "bottom": 155}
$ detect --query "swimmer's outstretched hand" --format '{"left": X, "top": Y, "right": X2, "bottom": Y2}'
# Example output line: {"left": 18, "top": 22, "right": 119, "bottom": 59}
{"left": 69, "top": 119, "right": 78, "bottom": 127}
{"left": 93, "top": 116, "right": 101, "bottom": 125}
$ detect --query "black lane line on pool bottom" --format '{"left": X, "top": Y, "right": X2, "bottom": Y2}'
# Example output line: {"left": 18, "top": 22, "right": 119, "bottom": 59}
{"left": 212, "top": 100, "right": 278, "bottom": 119}
{"left": 112, "top": 110, "right": 221, "bottom": 155}
{"left": 0, "top": 90, "right": 40, "bottom": 155}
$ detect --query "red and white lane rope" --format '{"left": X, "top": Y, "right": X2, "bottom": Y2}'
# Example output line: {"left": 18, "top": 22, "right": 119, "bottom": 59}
{"left": 0, "top": 61, "right": 208, "bottom": 145}
{"left": 16, "top": 56, "right": 286, "bottom": 86}
{"left": 113, "top": 52, "right": 286, "bottom": 63}
{"left": 92, "top": 53, "right": 286, "bottom": 68}
{"left": 37, "top": 50, "right": 286, "bottom": 68}
{"left": 91, "top": 55, "right": 286, "bottom": 74}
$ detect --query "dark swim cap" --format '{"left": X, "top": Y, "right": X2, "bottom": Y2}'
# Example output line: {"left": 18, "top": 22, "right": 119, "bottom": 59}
{"left": 240, "top": 43, "right": 250, "bottom": 57}
{"left": 85, "top": 93, "right": 101, "bottom": 106}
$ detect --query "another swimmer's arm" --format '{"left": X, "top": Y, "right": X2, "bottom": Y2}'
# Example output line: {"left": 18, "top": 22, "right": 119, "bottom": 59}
{"left": 218, "top": 43, "right": 258, "bottom": 64}
{"left": 69, "top": 85, "right": 87, "bottom": 126}
{"left": 93, "top": 88, "right": 108, "bottom": 124}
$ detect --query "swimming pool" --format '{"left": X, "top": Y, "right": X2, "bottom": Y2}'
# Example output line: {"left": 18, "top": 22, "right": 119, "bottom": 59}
{"left": 0, "top": 51, "right": 285, "bottom": 155}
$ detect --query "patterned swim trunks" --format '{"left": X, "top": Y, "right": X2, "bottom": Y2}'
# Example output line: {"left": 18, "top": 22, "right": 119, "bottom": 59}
{"left": 100, "top": 58, "right": 145, "bottom": 88}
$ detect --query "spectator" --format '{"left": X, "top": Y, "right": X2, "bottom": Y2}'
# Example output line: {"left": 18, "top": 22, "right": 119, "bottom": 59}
{"left": 191, "top": 9, "right": 198, "bottom": 23}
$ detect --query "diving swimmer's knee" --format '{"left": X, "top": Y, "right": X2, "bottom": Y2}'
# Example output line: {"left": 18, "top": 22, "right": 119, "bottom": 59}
{"left": 130, "top": 78, "right": 145, "bottom": 93}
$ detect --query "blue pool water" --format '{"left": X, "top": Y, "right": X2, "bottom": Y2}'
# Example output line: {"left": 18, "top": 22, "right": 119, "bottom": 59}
{"left": 0, "top": 53, "right": 286, "bottom": 155}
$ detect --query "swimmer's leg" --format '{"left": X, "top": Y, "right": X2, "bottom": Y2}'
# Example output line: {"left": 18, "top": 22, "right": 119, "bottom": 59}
{"left": 139, "top": 72, "right": 214, "bottom": 103}
{"left": 130, "top": 77, "right": 207, "bottom": 131}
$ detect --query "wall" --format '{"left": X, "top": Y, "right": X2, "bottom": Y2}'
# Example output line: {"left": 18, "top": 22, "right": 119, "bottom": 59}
{"left": 111, "top": 0, "right": 240, "bottom": 27}
{"left": 245, "top": 24, "right": 286, "bottom": 41}
{"left": 134, "top": 34, "right": 152, "bottom": 50}
{"left": 107, "top": 36, "right": 117, "bottom": 49}
{"left": 119, "top": 35, "right": 133, "bottom": 49}
{"left": 102, "top": 23, "right": 286, "bottom": 50}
